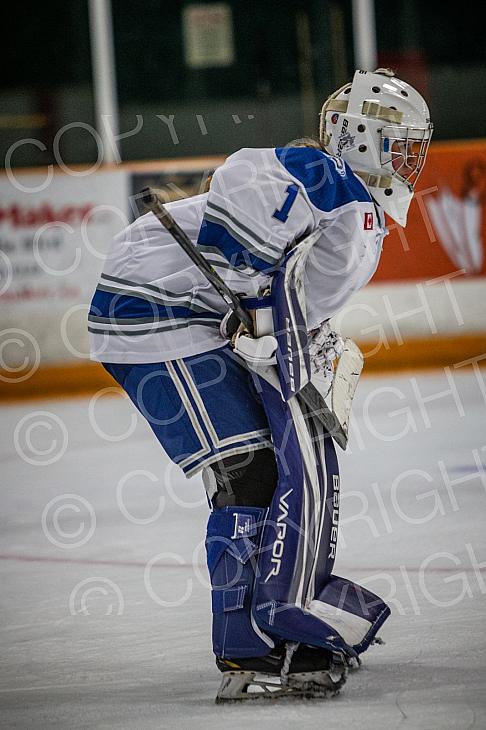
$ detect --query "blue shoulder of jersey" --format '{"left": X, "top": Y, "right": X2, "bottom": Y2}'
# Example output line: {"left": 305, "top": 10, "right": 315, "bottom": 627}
{"left": 274, "top": 147, "right": 371, "bottom": 212}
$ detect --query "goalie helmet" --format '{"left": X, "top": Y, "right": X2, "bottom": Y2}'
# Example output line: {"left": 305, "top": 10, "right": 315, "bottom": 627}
{"left": 319, "top": 69, "right": 433, "bottom": 226}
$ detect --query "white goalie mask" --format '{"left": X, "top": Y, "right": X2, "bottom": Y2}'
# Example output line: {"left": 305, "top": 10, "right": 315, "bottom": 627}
{"left": 319, "top": 69, "right": 433, "bottom": 226}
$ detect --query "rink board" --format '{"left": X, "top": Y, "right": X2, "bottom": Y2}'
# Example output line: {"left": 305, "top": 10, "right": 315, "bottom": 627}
{"left": 0, "top": 140, "right": 485, "bottom": 397}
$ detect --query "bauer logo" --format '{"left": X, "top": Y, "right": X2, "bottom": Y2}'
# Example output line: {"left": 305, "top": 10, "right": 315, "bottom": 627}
{"left": 264, "top": 489, "right": 293, "bottom": 582}
{"left": 337, "top": 119, "right": 356, "bottom": 156}
{"left": 285, "top": 318, "right": 296, "bottom": 392}
{"left": 328, "top": 475, "right": 340, "bottom": 560}
{"left": 364, "top": 212, "right": 373, "bottom": 230}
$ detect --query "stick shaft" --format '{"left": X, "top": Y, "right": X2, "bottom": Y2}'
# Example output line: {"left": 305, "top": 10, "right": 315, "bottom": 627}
{"left": 141, "top": 188, "right": 253, "bottom": 330}
{"left": 141, "top": 187, "right": 348, "bottom": 448}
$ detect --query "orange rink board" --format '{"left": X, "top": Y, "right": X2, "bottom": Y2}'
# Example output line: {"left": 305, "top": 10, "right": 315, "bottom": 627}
{"left": 373, "top": 139, "right": 486, "bottom": 281}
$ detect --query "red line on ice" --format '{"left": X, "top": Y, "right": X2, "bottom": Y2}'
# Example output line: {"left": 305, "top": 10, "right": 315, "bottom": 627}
{"left": 0, "top": 553, "right": 484, "bottom": 573}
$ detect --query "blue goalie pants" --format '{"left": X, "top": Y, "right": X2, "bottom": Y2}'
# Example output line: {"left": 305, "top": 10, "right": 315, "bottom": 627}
{"left": 102, "top": 345, "right": 272, "bottom": 477}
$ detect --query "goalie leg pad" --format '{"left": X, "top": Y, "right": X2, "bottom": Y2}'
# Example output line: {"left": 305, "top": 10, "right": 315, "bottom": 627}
{"left": 206, "top": 506, "right": 276, "bottom": 658}
{"left": 206, "top": 370, "right": 390, "bottom": 659}
{"left": 250, "top": 372, "right": 347, "bottom": 652}
{"left": 308, "top": 575, "right": 391, "bottom": 654}
{"left": 249, "top": 369, "right": 390, "bottom": 656}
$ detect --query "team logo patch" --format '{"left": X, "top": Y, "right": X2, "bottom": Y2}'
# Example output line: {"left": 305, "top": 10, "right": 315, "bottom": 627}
{"left": 329, "top": 156, "right": 347, "bottom": 178}
{"left": 364, "top": 212, "right": 373, "bottom": 230}
{"left": 331, "top": 113, "right": 339, "bottom": 124}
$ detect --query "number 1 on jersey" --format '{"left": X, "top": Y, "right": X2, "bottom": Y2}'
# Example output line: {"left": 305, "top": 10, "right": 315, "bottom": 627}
{"left": 273, "top": 184, "right": 299, "bottom": 223}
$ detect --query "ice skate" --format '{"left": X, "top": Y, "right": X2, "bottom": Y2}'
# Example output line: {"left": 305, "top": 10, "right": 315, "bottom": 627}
{"left": 215, "top": 644, "right": 347, "bottom": 703}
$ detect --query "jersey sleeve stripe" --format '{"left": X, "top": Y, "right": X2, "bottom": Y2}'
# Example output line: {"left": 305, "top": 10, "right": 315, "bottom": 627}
{"left": 92, "top": 283, "right": 212, "bottom": 313}
{"left": 99, "top": 272, "right": 190, "bottom": 297}
{"left": 197, "top": 218, "right": 279, "bottom": 273}
{"left": 98, "top": 274, "right": 209, "bottom": 302}
{"left": 196, "top": 246, "right": 266, "bottom": 277}
{"left": 89, "top": 288, "right": 222, "bottom": 322}
{"left": 87, "top": 318, "right": 221, "bottom": 337}
{"left": 206, "top": 200, "right": 283, "bottom": 258}
{"left": 203, "top": 206, "right": 280, "bottom": 263}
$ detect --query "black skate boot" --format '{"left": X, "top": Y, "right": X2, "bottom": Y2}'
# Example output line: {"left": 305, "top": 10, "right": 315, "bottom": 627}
{"left": 215, "top": 643, "right": 347, "bottom": 702}
{"left": 216, "top": 646, "right": 285, "bottom": 676}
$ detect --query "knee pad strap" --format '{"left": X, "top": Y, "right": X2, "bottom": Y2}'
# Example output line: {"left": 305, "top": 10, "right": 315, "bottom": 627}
{"left": 206, "top": 448, "right": 278, "bottom": 509}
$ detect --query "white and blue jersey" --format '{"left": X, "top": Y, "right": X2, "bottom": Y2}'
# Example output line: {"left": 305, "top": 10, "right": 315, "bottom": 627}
{"left": 89, "top": 146, "right": 386, "bottom": 364}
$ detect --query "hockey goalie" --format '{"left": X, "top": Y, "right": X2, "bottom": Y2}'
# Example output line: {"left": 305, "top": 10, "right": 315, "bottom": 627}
{"left": 88, "top": 69, "right": 433, "bottom": 701}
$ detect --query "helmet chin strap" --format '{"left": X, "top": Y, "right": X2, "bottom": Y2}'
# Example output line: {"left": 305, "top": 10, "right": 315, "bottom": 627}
{"left": 354, "top": 171, "right": 393, "bottom": 189}
{"left": 319, "top": 84, "right": 351, "bottom": 146}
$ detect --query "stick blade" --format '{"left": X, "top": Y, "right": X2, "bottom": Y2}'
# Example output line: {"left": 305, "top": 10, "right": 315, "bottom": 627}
{"left": 331, "top": 338, "right": 364, "bottom": 442}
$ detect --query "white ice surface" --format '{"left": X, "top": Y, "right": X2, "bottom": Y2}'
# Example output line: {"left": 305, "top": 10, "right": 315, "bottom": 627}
{"left": 1, "top": 369, "right": 486, "bottom": 729}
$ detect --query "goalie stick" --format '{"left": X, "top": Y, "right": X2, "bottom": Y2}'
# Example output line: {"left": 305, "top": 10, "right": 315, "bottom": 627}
{"left": 140, "top": 187, "right": 361, "bottom": 449}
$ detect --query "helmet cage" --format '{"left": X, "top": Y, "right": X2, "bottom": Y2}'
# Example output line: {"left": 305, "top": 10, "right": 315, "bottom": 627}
{"left": 380, "top": 124, "right": 432, "bottom": 189}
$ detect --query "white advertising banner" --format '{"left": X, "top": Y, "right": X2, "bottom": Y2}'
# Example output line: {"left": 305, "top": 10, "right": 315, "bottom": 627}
{"left": 0, "top": 169, "right": 129, "bottom": 366}
{"left": 0, "top": 170, "right": 129, "bottom": 306}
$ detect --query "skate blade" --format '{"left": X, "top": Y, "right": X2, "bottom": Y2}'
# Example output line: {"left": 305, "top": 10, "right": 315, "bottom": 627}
{"left": 287, "top": 667, "right": 347, "bottom": 695}
{"left": 215, "top": 669, "right": 346, "bottom": 703}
